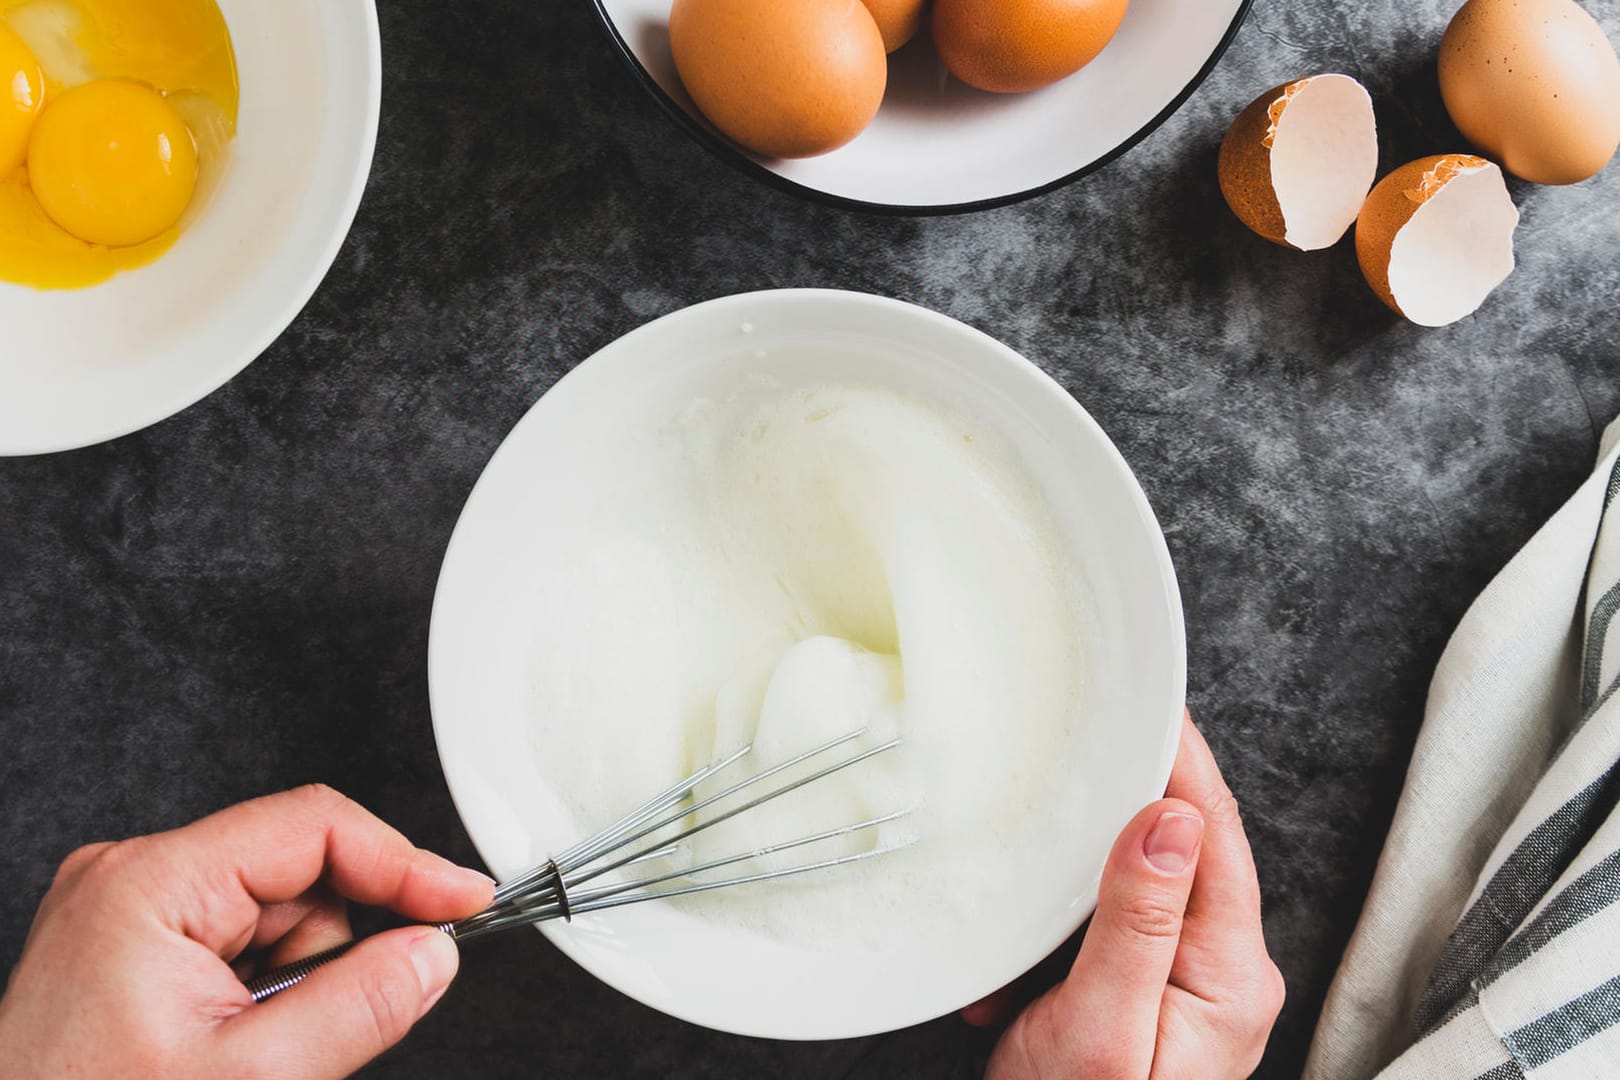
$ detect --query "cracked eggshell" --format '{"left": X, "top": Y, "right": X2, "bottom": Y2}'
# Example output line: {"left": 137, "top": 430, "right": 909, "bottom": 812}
{"left": 1355, "top": 154, "right": 1520, "bottom": 327}
{"left": 1217, "top": 74, "right": 1379, "bottom": 251}
{"left": 1439, "top": 0, "right": 1620, "bottom": 186}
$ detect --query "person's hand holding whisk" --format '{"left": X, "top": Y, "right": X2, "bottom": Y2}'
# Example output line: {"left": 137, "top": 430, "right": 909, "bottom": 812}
{"left": 0, "top": 712, "right": 1280, "bottom": 1078}
{"left": 0, "top": 784, "right": 493, "bottom": 1078}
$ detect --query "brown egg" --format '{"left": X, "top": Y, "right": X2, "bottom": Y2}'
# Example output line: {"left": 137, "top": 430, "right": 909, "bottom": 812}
{"left": 862, "top": 0, "right": 928, "bottom": 52}
{"left": 669, "top": 0, "right": 888, "bottom": 159}
{"left": 932, "top": 0, "right": 1130, "bottom": 94}
{"left": 1439, "top": 0, "right": 1620, "bottom": 185}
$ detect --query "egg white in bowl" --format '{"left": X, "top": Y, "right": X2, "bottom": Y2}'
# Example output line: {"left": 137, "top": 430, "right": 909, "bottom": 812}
{"left": 0, "top": 0, "right": 380, "bottom": 456}
{"left": 429, "top": 289, "right": 1186, "bottom": 1039}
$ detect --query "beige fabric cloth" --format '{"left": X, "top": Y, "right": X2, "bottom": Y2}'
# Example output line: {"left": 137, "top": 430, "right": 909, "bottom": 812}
{"left": 1304, "top": 418, "right": 1620, "bottom": 1079}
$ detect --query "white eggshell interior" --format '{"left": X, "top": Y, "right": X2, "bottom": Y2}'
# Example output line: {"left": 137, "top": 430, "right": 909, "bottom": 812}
{"left": 1271, "top": 74, "right": 1377, "bottom": 252}
{"left": 1388, "top": 163, "right": 1519, "bottom": 328}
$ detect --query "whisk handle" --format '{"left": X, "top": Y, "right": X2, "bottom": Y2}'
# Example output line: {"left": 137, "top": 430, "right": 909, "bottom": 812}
{"left": 244, "top": 923, "right": 456, "bottom": 1003}
{"left": 244, "top": 941, "right": 357, "bottom": 1003}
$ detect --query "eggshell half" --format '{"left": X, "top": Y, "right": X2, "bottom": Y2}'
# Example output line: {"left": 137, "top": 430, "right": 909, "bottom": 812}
{"left": 1355, "top": 155, "right": 1520, "bottom": 327}
{"left": 1218, "top": 74, "right": 1379, "bottom": 251}
{"left": 1439, "top": 0, "right": 1620, "bottom": 185}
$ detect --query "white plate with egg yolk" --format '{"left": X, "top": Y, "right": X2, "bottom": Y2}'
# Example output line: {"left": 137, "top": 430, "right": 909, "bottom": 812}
{"left": 0, "top": 0, "right": 380, "bottom": 455}
{"left": 429, "top": 289, "right": 1187, "bottom": 1038}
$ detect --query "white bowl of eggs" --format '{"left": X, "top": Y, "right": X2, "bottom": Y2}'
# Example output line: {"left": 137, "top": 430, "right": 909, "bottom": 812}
{"left": 593, "top": 0, "right": 1250, "bottom": 213}
{"left": 429, "top": 288, "right": 1186, "bottom": 1038}
{"left": 0, "top": 0, "right": 381, "bottom": 456}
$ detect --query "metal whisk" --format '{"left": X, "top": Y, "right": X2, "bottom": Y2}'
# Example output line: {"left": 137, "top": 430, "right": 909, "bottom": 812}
{"left": 245, "top": 728, "right": 905, "bottom": 1002}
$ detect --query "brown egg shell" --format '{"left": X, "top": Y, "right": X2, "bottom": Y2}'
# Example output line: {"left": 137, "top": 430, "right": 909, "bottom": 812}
{"left": 1438, "top": 0, "right": 1620, "bottom": 185}
{"left": 1217, "top": 74, "right": 1377, "bottom": 252}
{"left": 1355, "top": 154, "right": 1519, "bottom": 325}
{"left": 669, "top": 0, "right": 888, "bottom": 160}
{"left": 1217, "top": 80, "right": 1296, "bottom": 248}
{"left": 931, "top": 0, "right": 1130, "bottom": 95}
{"left": 862, "top": 0, "right": 928, "bottom": 53}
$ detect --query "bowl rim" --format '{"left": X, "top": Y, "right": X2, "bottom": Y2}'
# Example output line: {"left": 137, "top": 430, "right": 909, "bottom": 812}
{"left": 588, "top": 0, "right": 1253, "bottom": 216}
{"left": 428, "top": 287, "right": 1188, "bottom": 1038}
{"left": 0, "top": 0, "right": 383, "bottom": 458}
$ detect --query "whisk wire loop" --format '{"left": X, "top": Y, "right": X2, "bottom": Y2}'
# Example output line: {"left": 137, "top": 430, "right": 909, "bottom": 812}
{"left": 562, "top": 732, "right": 900, "bottom": 894}
{"left": 246, "top": 728, "right": 907, "bottom": 998}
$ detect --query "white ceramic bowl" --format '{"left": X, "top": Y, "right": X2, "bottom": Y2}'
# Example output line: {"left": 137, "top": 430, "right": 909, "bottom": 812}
{"left": 593, "top": 0, "right": 1249, "bottom": 213}
{"left": 430, "top": 289, "right": 1185, "bottom": 1039}
{"left": 0, "top": 0, "right": 381, "bottom": 456}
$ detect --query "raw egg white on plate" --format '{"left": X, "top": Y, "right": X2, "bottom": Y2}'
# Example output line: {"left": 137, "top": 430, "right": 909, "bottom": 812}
{"left": 0, "top": 0, "right": 237, "bottom": 289}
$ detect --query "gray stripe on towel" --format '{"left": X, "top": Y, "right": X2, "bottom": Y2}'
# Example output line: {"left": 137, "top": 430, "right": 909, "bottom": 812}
{"left": 1504, "top": 972, "right": 1620, "bottom": 1070}
{"left": 1479, "top": 850, "right": 1620, "bottom": 991}
{"left": 1582, "top": 581, "right": 1620, "bottom": 710}
{"left": 1417, "top": 764, "right": 1620, "bottom": 1031}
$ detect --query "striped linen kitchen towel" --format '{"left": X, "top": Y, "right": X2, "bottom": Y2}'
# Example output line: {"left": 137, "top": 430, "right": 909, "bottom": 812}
{"left": 1306, "top": 416, "right": 1620, "bottom": 1080}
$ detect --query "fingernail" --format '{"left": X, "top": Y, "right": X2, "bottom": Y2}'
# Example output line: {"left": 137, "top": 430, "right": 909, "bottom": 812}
{"left": 1144, "top": 811, "right": 1204, "bottom": 874}
{"left": 457, "top": 866, "right": 497, "bottom": 889}
{"left": 409, "top": 929, "right": 460, "bottom": 1016}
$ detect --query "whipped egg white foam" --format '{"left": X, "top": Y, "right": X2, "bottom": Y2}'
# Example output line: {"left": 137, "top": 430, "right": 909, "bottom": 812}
{"left": 525, "top": 380, "right": 1086, "bottom": 940}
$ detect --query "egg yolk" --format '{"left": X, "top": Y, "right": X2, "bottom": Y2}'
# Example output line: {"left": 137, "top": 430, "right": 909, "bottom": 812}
{"left": 0, "top": 22, "right": 43, "bottom": 173}
{"left": 26, "top": 78, "right": 197, "bottom": 247}
{"left": 0, "top": 0, "right": 236, "bottom": 288}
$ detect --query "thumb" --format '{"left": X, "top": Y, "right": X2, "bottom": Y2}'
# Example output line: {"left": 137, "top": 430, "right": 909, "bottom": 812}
{"left": 990, "top": 799, "right": 1203, "bottom": 1080}
{"left": 213, "top": 927, "right": 460, "bottom": 1079}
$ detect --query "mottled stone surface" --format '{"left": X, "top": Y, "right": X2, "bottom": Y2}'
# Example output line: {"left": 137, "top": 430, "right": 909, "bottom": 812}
{"left": 3, "top": 0, "right": 1619, "bottom": 1076}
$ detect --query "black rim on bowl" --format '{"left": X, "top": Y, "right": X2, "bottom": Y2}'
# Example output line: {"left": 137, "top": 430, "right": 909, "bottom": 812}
{"left": 589, "top": 0, "right": 1254, "bottom": 217}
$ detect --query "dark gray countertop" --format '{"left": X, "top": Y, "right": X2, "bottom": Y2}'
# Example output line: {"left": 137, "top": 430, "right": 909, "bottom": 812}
{"left": 4, "top": 0, "right": 1619, "bottom": 1076}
